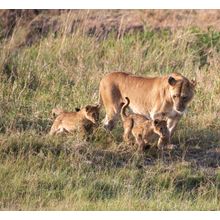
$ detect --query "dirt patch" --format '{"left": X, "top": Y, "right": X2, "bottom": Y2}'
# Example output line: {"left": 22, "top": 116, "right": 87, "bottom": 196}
{"left": 1, "top": 10, "right": 220, "bottom": 47}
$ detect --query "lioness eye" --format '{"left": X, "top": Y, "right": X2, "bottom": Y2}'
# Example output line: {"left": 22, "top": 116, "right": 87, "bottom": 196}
{"left": 173, "top": 95, "right": 177, "bottom": 98}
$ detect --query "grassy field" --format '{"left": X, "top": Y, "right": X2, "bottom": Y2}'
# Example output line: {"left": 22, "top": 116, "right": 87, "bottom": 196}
{"left": 0, "top": 19, "right": 220, "bottom": 210}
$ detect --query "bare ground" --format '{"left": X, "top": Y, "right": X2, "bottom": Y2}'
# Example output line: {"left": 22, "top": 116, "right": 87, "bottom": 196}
{"left": 1, "top": 10, "right": 220, "bottom": 47}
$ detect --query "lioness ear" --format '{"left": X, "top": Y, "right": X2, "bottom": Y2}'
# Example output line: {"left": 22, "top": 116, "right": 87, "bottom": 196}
{"left": 168, "top": 76, "right": 177, "bottom": 86}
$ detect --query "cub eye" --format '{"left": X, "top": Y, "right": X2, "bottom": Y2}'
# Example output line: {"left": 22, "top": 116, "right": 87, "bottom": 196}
{"left": 173, "top": 95, "right": 177, "bottom": 98}
{"left": 182, "top": 96, "right": 187, "bottom": 100}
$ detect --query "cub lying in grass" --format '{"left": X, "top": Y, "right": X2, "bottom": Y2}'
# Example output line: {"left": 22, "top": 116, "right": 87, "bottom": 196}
{"left": 52, "top": 107, "right": 80, "bottom": 118}
{"left": 50, "top": 105, "right": 100, "bottom": 136}
{"left": 121, "top": 97, "right": 170, "bottom": 151}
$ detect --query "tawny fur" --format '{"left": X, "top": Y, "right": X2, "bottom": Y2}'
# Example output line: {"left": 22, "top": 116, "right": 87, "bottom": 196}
{"left": 52, "top": 107, "right": 80, "bottom": 118}
{"left": 52, "top": 108, "right": 64, "bottom": 118}
{"left": 120, "top": 97, "right": 170, "bottom": 151}
{"left": 120, "top": 97, "right": 149, "bottom": 142}
{"left": 99, "top": 71, "right": 196, "bottom": 144}
{"left": 49, "top": 105, "right": 100, "bottom": 136}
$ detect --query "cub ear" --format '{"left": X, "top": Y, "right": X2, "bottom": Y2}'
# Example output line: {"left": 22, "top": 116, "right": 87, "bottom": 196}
{"left": 85, "top": 106, "right": 91, "bottom": 112}
{"left": 190, "top": 79, "right": 197, "bottom": 88}
{"left": 168, "top": 76, "right": 177, "bottom": 86}
{"left": 153, "top": 119, "right": 159, "bottom": 126}
{"left": 85, "top": 106, "right": 89, "bottom": 112}
{"left": 75, "top": 107, "right": 80, "bottom": 112}
{"left": 95, "top": 104, "right": 101, "bottom": 109}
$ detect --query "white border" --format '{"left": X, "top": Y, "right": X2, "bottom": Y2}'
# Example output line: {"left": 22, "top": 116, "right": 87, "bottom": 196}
{"left": 0, "top": 0, "right": 219, "bottom": 218}
{"left": 0, "top": 0, "right": 220, "bottom": 9}
{"left": 1, "top": 211, "right": 220, "bottom": 220}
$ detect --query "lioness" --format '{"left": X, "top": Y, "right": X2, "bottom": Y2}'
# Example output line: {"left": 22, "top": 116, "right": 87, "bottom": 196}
{"left": 121, "top": 97, "right": 169, "bottom": 151}
{"left": 49, "top": 104, "right": 100, "bottom": 136}
{"left": 99, "top": 71, "right": 196, "bottom": 142}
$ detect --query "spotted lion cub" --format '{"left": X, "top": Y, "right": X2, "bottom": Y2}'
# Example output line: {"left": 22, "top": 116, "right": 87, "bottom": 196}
{"left": 121, "top": 97, "right": 170, "bottom": 151}
{"left": 49, "top": 104, "right": 100, "bottom": 136}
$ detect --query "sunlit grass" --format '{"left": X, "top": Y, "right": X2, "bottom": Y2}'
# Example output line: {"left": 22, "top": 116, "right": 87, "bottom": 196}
{"left": 0, "top": 20, "right": 220, "bottom": 210}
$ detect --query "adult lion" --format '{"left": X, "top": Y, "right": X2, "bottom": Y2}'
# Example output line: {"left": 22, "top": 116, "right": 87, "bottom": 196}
{"left": 99, "top": 71, "right": 196, "bottom": 141}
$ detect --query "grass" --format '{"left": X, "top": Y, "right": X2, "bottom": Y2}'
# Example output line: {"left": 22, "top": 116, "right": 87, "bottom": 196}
{"left": 0, "top": 18, "right": 220, "bottom": 210}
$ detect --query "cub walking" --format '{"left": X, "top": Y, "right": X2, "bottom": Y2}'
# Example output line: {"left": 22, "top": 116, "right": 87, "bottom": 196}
{"left": 121, "top": 97, "right": 170, "bottom": 151}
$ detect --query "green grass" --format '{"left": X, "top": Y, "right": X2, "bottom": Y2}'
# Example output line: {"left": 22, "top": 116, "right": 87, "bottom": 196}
{"left": 0, "top": 23, "right": 220, "bottom": 210}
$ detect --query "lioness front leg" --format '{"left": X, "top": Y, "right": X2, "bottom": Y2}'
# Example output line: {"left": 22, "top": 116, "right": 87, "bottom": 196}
{"left": 166, "top": 117, "right": 181, "bottom": 149}
{"left": 167, "top": 116, "right": 181, "bottom": 138}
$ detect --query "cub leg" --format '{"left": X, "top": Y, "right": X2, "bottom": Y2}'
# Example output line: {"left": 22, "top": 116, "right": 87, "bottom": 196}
{"left": 122, "top": 118, "right": 133, "bottom": 143}
{"left": 49, "top": 123, "right": 58, "bottom": 135}
{"left": 157, "top": 137, "right": 168, "bottom": 149}
{"left": 132, "top": 128, "right": 145, "bottom": 152}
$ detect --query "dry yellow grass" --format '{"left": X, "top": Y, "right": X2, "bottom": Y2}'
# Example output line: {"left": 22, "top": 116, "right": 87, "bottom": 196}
{"left": 0, "top": 11, "right": 220, "bottom": 210}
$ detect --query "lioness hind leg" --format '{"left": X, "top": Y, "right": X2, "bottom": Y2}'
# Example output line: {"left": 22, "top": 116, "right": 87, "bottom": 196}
{"left": 103, "top": 114, "right": 115, "bottom": 131}
{"left": 103, "top": 107, "right": 121, "bottom": 131}
{"left": 100, "top": 85, "right": 122, "bottom": 131}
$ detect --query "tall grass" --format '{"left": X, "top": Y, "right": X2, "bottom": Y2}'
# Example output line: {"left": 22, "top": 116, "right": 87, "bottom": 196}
{"left": 0, "top": 16, "right": 220, "bottom": 210}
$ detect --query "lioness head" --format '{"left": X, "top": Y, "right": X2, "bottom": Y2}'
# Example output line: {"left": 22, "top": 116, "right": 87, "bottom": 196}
{"left": 168, "top": 73, "right": 196, "bottom": 113}
{"left": 153, "top": 119, "right": 169, "bottom": 138}
{"left": 83, "top": 104, "right": 100, "bottom": 124}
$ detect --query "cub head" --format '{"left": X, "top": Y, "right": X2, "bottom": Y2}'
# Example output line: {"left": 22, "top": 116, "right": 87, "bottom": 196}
{"left": 168, "top": 73, "right": 196, "bottom": 113}
{"left": 153, "top": 119, "right": 169, "bottom": 138}
{"left": 83, "top": 104, "right": 100, "bottom": 124}
{"left": 52, "top": 108, "right": 64, "bottom": 118}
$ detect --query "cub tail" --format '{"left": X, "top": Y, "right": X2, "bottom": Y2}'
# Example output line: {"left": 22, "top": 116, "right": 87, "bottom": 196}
{"left": 120, "top": 97, "right": 130, "bottom": 121}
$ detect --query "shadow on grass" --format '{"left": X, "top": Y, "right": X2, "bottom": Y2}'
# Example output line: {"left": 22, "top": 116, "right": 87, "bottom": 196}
{"left": 169, "top": 126, "right": 220, "bottom": 168}
{"left": 0, "top": 125, "right": 219, "bottom": 170}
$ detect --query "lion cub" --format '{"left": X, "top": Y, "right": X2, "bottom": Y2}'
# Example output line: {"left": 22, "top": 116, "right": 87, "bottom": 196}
{"left": 121, "top": 97, "right": 169, "bottom": 151}
{"left": 52, "top": 107, "right": 80, "bottom": 118}
{"left": 49, "top": 104, "right": 100, "bottom": 136}
{"left": 132, "top": 119, "right": 170, "bottom": 151}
